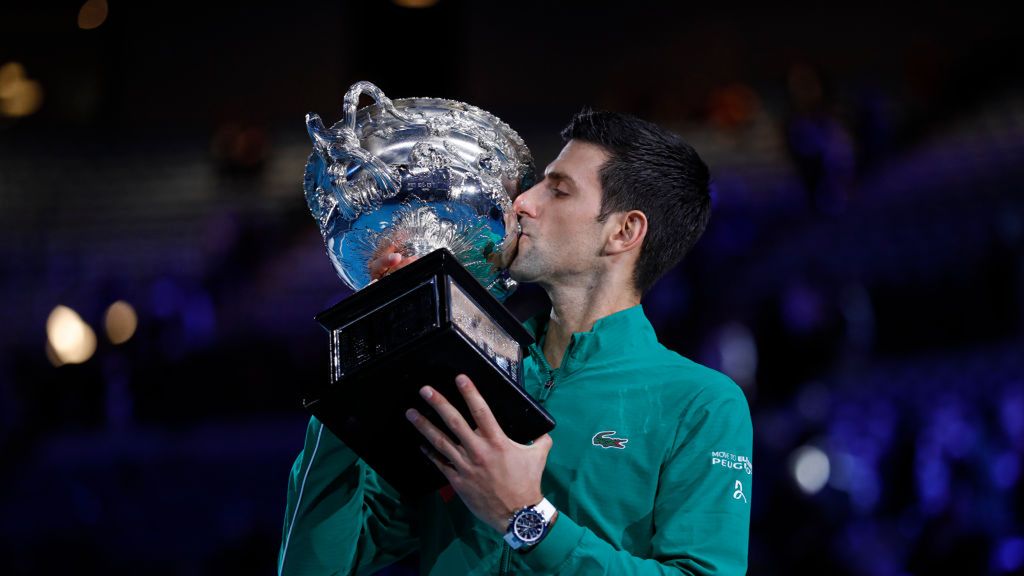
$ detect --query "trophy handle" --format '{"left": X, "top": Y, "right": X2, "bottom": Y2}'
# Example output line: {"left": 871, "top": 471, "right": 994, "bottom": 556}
{"left": 305, "top": 81, "right": 414, "bottom": 219}
{"left": 342, "top": 81, "right": 412, "bottom": 133}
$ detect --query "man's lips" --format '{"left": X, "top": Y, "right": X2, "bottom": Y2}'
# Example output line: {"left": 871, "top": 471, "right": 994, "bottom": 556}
{"left": 506, "top": 231, "right": 527, "bottom": 265}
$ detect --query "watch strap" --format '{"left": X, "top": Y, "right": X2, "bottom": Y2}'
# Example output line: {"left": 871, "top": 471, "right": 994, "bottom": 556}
{"left": 531, "top": 497, "right": 556, "bottom": 524}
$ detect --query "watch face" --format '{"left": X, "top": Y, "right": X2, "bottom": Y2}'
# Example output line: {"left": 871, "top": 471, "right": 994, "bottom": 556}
{"left": 513, "top": 510, "right": 546, "bottom": 543}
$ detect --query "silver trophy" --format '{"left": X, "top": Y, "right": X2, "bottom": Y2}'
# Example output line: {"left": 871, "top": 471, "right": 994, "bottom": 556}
{"left": 303, "top": 80, "right": 535, "bottom": 301}
{"left": 301, "top": 81, "right": 554, "bottom": 498}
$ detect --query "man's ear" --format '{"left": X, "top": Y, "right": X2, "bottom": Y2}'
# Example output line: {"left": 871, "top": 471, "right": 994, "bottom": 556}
{"left": 605, "top": 210, "right": 647, "bottom": 255}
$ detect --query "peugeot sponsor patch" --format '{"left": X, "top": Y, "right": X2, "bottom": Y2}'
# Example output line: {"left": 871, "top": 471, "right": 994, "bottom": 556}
{"left": 711, "top": 450, "right": 752, "bottom": 474}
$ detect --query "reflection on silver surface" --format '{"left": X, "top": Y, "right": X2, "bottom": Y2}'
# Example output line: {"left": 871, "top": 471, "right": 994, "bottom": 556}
{"left": 304, "top": 81, "right": 534, "bottom": 301}
{"left": 449, "top": 278, "right": 520, "bottom": 382}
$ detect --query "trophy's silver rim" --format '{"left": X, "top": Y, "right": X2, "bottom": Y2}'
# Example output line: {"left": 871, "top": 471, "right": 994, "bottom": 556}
{"left": 346, "top": 97, "right": 532, "bottom": 163}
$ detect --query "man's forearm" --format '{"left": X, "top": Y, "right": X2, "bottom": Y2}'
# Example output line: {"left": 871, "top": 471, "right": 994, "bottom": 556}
{"left": 278, "top": 417, "right": 418, "bottom": 576}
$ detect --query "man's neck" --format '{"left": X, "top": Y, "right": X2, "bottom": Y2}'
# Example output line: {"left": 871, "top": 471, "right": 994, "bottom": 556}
{"left": 541, "top": 279, "right": 640, "bottom": 369}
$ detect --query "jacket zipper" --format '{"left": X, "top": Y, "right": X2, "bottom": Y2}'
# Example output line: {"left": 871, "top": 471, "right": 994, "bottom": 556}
{"left": 529, "top": 339, "right": 559, "bottom": 403}
{"left": 500, "top": 541, "right": 512, "bottom": 575}
{"left": 538, "top": 374, "right": 556, "bottom": 402}
{"left": 536, "top": 358, "right": 557, "bottom": 403}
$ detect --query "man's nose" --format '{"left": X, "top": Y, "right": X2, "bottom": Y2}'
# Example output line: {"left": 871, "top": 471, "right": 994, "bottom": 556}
{"left": 513, "top": 183, "right": 540, "bottom": 217}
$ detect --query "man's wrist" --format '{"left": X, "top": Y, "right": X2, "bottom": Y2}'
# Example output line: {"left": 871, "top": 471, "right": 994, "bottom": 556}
{"left": 503, "top": 497, "right": 557, "bottom": 550}
{"left": 495, "top": 492, "right": 544, "bottom": 532}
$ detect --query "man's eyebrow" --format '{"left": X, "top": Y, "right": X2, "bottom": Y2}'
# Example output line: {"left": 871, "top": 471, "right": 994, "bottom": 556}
{"left": 544, "top": 170, "right": 577, "bottom": 189}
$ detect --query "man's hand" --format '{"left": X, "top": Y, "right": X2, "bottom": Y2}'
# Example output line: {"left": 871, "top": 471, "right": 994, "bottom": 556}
{"left": 406, "top": 374, "right": 552, "bottom": 532}
{"left": 368, "top": 244, "right": 417, "bottom": 282}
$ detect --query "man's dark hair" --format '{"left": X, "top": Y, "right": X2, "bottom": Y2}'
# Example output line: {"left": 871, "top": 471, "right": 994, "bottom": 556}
{"left": 561, "top": 109, "right": 712, "bottom": 294}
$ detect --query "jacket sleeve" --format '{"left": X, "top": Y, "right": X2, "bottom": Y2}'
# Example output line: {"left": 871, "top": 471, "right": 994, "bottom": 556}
{"left": 521, "top": 383, "right": 753, "bottom": 575}
{"left": 277, "top": 416, "right": 419, "bottom": 576}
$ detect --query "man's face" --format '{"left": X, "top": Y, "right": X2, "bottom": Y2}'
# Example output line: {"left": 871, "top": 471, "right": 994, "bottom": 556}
{"left": 509, "top": 140, "right": 611, "bottom": 286}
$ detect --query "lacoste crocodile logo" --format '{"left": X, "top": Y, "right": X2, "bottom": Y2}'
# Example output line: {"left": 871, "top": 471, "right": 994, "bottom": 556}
{"left": 592, "top": 431, "right": 629, "bottom": 449}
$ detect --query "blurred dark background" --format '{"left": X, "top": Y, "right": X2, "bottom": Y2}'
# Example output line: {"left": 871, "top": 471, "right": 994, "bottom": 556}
{"left": 2, "top": 1, "right": 1022, "bottom": 574}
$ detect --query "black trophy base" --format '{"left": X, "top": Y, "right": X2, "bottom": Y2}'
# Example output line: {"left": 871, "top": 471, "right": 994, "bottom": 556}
{"left": 304, "top": 249, "right": 555, "bottom": 499}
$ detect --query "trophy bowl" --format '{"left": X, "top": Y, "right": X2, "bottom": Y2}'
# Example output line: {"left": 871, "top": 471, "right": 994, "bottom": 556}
{"left": 304, "top": 81, "right": 535, "bottom": 301}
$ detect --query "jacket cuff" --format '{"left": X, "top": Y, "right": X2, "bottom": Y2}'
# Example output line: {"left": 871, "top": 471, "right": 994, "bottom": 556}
{"left": 520, "top": 510, "right": 585, "bottom": 572}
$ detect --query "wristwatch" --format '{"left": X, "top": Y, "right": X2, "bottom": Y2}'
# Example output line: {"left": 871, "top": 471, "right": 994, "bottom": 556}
{"left": 503, "top": 497, "right": 557, "bottom": 550}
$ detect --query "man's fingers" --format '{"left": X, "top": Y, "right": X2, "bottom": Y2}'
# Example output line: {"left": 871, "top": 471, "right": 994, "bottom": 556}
{"left": 370, "top": 251, "right": 421, "bottom": 281}
{"left": 532, "top": 433, "right": 554, "bottom": 454}
{"left": 455, "top": 374, "right": 503, "bottom": 438}
{"left": 370, "top": 251, "right": 402, "bottom": 280}
{"left": 416, "top": 386, "right": 482, "bottom": 451}
{"left": 389, "top": 253, "right": 418, "bottom": 273}
{"left": 419, "top": 445, "right": 457, "bottom": 476}
{"left": 406, "top": 407, "right": 465, "bottom": 468}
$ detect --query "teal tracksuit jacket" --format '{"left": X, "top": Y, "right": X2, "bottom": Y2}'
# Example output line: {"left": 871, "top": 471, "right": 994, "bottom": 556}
{"left": 278, "top": 305, "right": 753, "bottom": 575}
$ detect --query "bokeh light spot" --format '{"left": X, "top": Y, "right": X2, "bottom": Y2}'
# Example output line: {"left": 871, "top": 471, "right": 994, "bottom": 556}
{"left": 994, "top": 537, "right": 1024, "bottom": 573}
{"left": 790, "top": 445, "right": 831, "bottom": 495}
{"left": 46, "top": 305, "right": 98, "bottom": 365}
{"left": 105, "top": 300, "right": 138, "bottom": 345}
{"left": 78, "top": 0, "right": 109, "bottom": 30}
{"left": 0, "top": 62, "right": 44, "bottom": 118}
{"left": 393, "top": 0, "right": 439, "bottom": 7}
{"left": 717, "top": 322, "right": 758, "bottom": 389}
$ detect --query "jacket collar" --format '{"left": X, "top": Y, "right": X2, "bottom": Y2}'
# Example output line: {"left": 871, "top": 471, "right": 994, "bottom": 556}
{"left": 523, "top": 304, "right": 658, "bottom": 375}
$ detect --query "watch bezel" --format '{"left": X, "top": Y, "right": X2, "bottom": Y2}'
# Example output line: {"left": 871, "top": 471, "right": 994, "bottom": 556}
{"left": 512, "top": 508, "right": 547, "bottom": 544}
{"left": 504, "top": 498, "right": 556, "bottom": 550}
